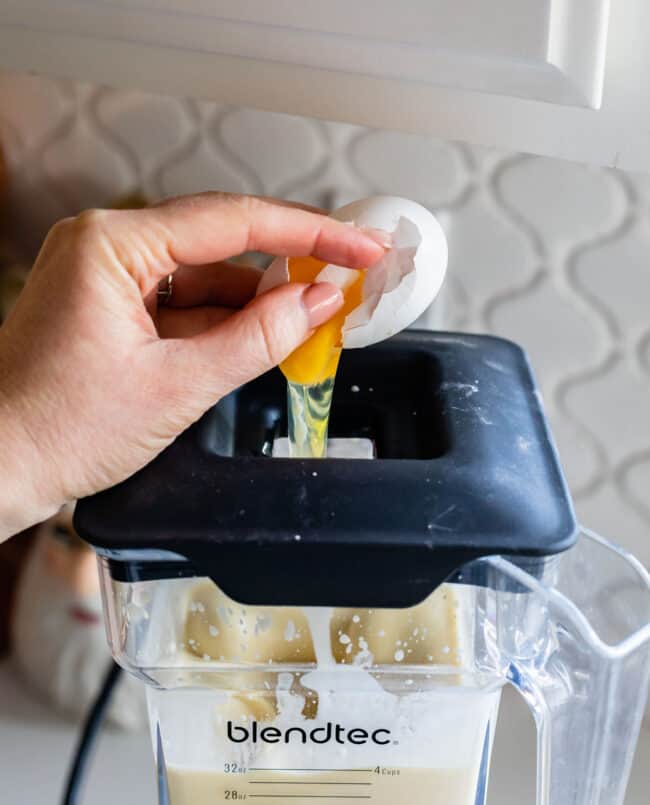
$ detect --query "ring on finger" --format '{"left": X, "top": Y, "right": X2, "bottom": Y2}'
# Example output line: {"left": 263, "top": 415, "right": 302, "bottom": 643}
{"left": 157, "top": 274, "right": 174, "bottom": 306}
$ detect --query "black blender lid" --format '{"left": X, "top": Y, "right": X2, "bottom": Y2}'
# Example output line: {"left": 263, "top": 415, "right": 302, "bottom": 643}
{"left": 75, "top": 331, "right": 577, "bottom": 607}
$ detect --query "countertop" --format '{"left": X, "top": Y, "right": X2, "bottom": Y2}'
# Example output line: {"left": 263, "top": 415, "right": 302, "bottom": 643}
{"left": 0, "top": 661, "right": 648, "bottom": 804}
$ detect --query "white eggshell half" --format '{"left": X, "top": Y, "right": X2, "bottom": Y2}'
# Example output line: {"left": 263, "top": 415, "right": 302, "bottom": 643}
{"left": 256, "top": 195, "right": 447, "bottom": 349}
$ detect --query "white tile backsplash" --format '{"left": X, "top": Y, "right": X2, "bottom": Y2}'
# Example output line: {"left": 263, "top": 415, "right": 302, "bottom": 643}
{"left": 0, "top": 72, "right": 648, "bottom": 566}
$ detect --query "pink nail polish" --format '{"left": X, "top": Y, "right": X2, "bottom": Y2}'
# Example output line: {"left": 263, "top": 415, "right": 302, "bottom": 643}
{"left": 302, "top": 283, "right": 344, "bottom": 328}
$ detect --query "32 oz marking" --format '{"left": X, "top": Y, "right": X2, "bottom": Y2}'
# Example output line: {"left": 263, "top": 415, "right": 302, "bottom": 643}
{"left": 224, "top": 763, "right": 247, "bottom": 774}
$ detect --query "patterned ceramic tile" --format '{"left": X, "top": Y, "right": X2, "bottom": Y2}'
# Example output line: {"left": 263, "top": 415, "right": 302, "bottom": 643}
{"left": 0, "top": 71, "right": 648, "bottom": 559}
{"left": 94, "top": 89, "right": 194, "bottom": 181}
{"left": 620, "top": 454, "right": 650, "bottom": 526}
{"left": 435, "top": 275, "right": 470, "bottom": 331}
{"left": 349, "top": 130, "right": 470, "bottom": 208}
{"left": 563, "top": 356, "right": 650, "bottom": 468}
{"left": 573, "top": 215, "right": 650, "bottom": 348}
{"left": 158, "top": 135, "right": 253, "bottom": 198}
{"left": 488, "top": 275, "right": 600, "bottom": 389}
{"left": 630, "top": 171, "right": 650, "bottom": 215}
{"left": 0, "top": 73, "right": 69, "bottom": 153}
{"left": 444, "top": 189, "right": 536, "bottom": 329}
{"left": 639, "top": 331, "right": 650, "bottom": 375}
{"left": 219, "top": 108, "right": 327, "bottom": 197}
{"left": 496, "top": 155, "right": 627, "bottom": 256}
{"left": 5, "top": 162, "right": 69, "bottom": 255}
{"left": 577, "top": 483, "right": 650, "bottom": 569}
{"left": 41, "top": 114, "right": 132, "bottom": 212}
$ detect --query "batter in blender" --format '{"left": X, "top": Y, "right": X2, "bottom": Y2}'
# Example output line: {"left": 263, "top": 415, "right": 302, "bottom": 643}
{"left": 160, "top": 583, "right": 493, "bottom": 805}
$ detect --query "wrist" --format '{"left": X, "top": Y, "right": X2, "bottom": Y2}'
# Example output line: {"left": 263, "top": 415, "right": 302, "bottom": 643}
{"left": 0, "top": 391, "right": 63, "bottom": 540}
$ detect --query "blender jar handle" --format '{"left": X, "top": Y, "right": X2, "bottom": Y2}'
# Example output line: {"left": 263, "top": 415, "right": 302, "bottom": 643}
{"left": 484, "top": 531, "right": 650, "bottom": 805}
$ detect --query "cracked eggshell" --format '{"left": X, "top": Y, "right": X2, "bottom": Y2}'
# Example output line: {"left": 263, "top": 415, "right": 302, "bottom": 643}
{"left": 257, "top": 195, "right": 448, "bottom": 348}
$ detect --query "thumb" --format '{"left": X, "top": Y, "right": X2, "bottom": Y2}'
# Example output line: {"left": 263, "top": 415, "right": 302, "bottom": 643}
{"left": 177, "top": 281, "right": 343, "bottom": 400}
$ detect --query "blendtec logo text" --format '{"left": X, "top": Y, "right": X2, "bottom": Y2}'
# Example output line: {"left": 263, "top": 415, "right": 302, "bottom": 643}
{"left": 227, "top": 721, "right": 392, "bottom": 746}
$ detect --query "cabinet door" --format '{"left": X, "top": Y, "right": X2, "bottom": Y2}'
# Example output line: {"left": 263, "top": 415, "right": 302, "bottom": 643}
{"left": 0, "top": 1, "right": 648, "bottom": 171}
{"left": 0, "top": 0, "right": 611, "bottom": 107}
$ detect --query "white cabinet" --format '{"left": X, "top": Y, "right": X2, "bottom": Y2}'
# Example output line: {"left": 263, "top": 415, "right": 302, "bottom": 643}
{"left": 1, "top": 0, "right": 609, "bottom": 108}
{"left": 0, "top": 1, "right": 649, "bottom": 172}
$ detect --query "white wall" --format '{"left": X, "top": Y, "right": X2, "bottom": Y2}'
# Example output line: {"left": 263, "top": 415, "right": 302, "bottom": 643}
{"left": 1, "top": 71, "right": 648, "bottom": 567}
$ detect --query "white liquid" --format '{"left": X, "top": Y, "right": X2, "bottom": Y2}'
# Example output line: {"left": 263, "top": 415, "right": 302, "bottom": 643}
{"left": 299, "top": 608, "right": 389, "bottom": 725}
{"left": 303, "top": 607, "right": 336, "bottom": 666}
{"left": 153, "top": 585, "right": 497, "bottom": 805}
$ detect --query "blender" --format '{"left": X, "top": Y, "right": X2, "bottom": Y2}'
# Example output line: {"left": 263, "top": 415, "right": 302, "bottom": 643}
{"left": 74, "top": 330, "right": 650, "bottom": 805}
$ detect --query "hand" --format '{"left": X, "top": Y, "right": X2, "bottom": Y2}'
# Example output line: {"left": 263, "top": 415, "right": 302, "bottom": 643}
{"left": 0, "top": 193, "right": 385, "bottom": 540}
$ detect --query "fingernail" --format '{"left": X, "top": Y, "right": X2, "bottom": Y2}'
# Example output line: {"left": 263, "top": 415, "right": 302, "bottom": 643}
{"left": 359, "top": 226, "right": 393, "bottom": 249}
{"left": 302, "top": 282, "right": 344, "bottom": 328}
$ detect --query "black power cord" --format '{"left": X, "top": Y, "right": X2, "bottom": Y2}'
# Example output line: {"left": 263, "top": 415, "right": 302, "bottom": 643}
{"left": 61, "top": 661, "right": 122, "bottom": 805}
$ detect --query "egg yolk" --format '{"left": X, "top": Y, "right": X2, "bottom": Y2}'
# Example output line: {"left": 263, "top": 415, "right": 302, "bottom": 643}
{"left": 280, "top": 256, "right": 365, "bottom": 385}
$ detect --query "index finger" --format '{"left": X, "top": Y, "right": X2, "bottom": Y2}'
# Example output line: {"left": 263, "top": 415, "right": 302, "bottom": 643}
{"left": 119, "top": 193, "right": 387, "bottom": 291}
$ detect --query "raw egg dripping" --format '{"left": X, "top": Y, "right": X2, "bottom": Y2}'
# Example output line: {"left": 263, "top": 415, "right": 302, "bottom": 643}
{"left": 280, "top": 256, "right": 365, "bottom": 385}
{"left": 259, "top": 196, "right": 449, "bottom": 458}
{"left": 280, "top": 256, "right": 365, "bottom": 458}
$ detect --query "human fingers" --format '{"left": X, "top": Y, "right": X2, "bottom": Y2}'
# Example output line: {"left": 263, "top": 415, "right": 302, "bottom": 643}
{"left": 156, "top": 306, "right": 235, "bottom": 338}
{"left": 100, "top": 192, "right": 387, "bottom": 294}
{"left": 169, "top": 281, "right": 343, "bottom": 402}
{"left": 165, "top": 262, "right": 262, "bottom": 309}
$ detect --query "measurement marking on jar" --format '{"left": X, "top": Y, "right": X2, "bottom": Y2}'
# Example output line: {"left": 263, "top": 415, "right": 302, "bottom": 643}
{"left": 248, "top": 769, "right": 374, "bottom": 773}
{"left": 244, "top": 767, "right": 376, "bottom": 798}
{"left": 249, "top": 782, "right": 372, "bottom": 786}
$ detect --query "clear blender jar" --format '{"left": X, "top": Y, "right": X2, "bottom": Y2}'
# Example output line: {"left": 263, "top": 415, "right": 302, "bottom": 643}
{"left": 76, "top": 332, "right": 650, "bottom": 805}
